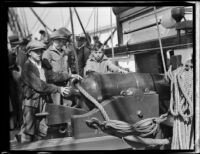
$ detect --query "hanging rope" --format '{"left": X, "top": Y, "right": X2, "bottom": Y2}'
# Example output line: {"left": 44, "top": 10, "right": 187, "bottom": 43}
{"left": 153, "top": 7, "right": 167, "bottom": 74}
{"left": 96, "top": 8, "right": 99, "bottom": 36}
{"left": 23, "top": 8, "right": 30, "bottom": 36}
{"left": 110, "top": 7, "right": 114, "bottom": 58}
{"left": 166, "top": 61, "right": 193, "bottom": 149}
{"left": 75, "top": 82, "right": 169, "bottom": 146}
{"left": 94, "top": 8, "right": 96, "bottom": 37}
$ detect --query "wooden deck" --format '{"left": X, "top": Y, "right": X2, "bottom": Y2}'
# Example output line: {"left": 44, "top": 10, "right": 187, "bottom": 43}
{"left": 10, "top": 135, "right": 138, "bottom": 150}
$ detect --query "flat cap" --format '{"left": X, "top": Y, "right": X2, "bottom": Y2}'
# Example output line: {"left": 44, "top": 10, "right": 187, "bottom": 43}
{"left": 50, "top": 27, "right": 71, "bottom": 40}
{"left": 58, "top": 27, "right": 71, "bottom": 36}
{"left": 26, "top": 40, "right": 46, "bottom": 53}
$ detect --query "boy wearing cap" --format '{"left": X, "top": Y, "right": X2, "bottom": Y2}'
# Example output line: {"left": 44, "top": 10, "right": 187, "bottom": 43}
{"left": 42, "top": 28, "right": 81, "bottom": 106}
{"left": 16, "top": 40, "right": 74, "bottom": 143}
{"left": 84, "top": 46, "right": 128, "bottom": 76}
{"left": 93, "top": 36, "right": 103, "bottom": 49}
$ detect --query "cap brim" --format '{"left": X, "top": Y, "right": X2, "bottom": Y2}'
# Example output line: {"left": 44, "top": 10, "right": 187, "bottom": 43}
{"left": 28, "top": 47, "right": 46, "bottom": 53}
{"left": 50, "top": 36, "right": 68, "bottom": 40}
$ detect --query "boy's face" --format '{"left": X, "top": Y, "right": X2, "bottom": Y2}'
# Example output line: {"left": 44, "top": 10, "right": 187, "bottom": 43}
{"left": 53, "top": 39, "right": 67, "bottom": 50}
{"left": 93, "top": 49, "right": 104, "bottom": 62}
{"left": 29, "top": 49, "right": 43, "bottom": 62}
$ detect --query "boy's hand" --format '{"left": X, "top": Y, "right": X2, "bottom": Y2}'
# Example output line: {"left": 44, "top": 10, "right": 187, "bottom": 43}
{"left": 70, "top": 74, "right": 83, "bottom": 80}
{"left": 119, "top": 69, "right": 128, "bottom": 74}
{"left": 60, "top": 87, "right": 71, "bottom": 96}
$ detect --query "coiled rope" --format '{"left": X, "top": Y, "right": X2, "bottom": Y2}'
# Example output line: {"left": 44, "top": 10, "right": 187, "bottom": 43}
{"left": 75, "top": 83, "right": 169, "bottom": 146}
{"left": 166, "top": 62, "right": 193, "bottom": 149}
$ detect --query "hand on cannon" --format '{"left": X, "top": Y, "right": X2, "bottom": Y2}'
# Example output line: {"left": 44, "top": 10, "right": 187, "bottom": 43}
{"left": 60, "top": 86, "right": 71, "bottom": 96}
{"left": 70, "top": 74, "right": 83, "bottom": 81}
{"left": 119, "top": 69, "right": 129, "bottom": 74}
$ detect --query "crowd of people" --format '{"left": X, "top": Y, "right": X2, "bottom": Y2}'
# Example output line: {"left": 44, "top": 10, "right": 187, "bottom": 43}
{"left": 8, "top": 27, "right": 128, "bottom": 143}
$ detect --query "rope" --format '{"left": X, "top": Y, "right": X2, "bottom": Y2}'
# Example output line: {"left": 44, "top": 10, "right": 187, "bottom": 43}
{"left": 75, "top": 83, "right": 110, "bottom": 121}
{"left": 85, "top": 8, "right": 95, "bottom": 30}
{"left": 75, "top": 82, "right": 168, "bottom": 138}
{"left": 153, "top": 6, "right": 167, "bottom": 74}
{"left": 166, "top": 63, "right": 193, "bottom": 149}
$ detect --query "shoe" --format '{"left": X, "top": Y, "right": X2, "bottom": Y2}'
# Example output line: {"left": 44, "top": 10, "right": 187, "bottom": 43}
{"left": 15, "top": 134, "right": 33, "bottom": 143}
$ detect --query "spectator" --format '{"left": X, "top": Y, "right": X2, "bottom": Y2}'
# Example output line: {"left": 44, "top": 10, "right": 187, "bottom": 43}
{"left": 93, "top": 35, "right": 102, "bottom": 49}
{"left": 76, "top": 33, "right": 92, "bottom": 77}
{"left": 39, "top": 30, "right": 49, "bottom": 44}
{"left": 84, "top": 45, "right": 128, "bottom": 76}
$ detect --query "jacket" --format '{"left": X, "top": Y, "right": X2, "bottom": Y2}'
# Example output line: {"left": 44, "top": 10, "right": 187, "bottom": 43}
{"left": 84, "top": 54, "right": 122, "bottom": 75}
{"left": 42, "top": 45, "right": 69, "bottom": 73}
{"left": 21, "top": 59, "right": 71, "bottom": 107}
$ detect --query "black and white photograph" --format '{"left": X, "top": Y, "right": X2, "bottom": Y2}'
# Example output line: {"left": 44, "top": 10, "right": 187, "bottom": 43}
{"left": 3, "top": 0, "right": 200, "bottom": 152}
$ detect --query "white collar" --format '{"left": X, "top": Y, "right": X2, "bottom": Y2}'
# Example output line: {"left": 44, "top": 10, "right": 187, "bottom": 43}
{"left": 29, "top": 57, "right": 42, "bottom": 69}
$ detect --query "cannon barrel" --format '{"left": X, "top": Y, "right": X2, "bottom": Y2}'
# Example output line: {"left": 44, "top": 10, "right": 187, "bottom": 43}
{"left": 80, "top": 72, "right": 170, "bottom": 108}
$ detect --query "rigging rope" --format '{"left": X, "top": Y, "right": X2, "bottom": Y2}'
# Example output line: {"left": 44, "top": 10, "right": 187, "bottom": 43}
{"left": 153, "top": 6, "right": 167, "bottom": 74}
{"left": 85, "top": 8, "right": 95, "bottom": 30}
{"left": 166, "top": 62, "right": 193, "bottom": 149}
{"left": 30, "top": 9, "right": 47, "bottom": 32}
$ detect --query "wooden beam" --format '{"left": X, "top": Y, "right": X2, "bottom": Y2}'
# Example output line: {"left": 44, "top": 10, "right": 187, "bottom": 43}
{"left": 104, "top": 33, "right": 193, "bottom": 57}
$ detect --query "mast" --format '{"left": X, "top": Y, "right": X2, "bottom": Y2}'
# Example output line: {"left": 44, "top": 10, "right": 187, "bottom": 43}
{"left": 73, "top": 7, "right": 91, "bottom": 47}
{"left": 69, "top": 7, "right": 80, "bottom": 75}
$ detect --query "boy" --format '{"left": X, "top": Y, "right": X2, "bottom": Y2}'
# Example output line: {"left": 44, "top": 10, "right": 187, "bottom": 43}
{"left": 84, "top": 46, "right": 128, "bottom": 76}
{"left": 16, "top": 40, "right": 73, "bottom": 143}
{"left": 42, "top": 28, "right": 81, "bottom": 106}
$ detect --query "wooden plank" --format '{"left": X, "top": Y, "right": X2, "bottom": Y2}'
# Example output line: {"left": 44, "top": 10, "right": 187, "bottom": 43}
{"left": 10, "top": 136, "right": 135, "bottom": 150}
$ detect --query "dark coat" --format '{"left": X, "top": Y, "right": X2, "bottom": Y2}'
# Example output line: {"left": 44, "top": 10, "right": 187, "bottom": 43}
{"left": 77, "top": 46, "right": 91, "bottom": 77}
{"left": 21, "top": 59, "right": 71, "bottom": 107}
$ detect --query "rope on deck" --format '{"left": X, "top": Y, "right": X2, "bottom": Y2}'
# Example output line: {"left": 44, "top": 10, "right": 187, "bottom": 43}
{"left": 166, "top": 61, "right": 194, "bottom": 149}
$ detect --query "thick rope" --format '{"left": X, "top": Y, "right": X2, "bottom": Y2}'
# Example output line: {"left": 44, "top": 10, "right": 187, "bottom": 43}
{"left": 75, "top": 83, "right": 110, "bottom": 121}
{"left": 75, "top": 82, "right": 168, "bottom": 140}
{"left": 166, "top": 63, "right": 193, "bottom": 149}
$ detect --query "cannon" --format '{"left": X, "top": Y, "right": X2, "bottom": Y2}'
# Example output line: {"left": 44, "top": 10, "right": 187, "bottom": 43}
{"left": 42, "top": 72, "right": 171, "bottom": 139}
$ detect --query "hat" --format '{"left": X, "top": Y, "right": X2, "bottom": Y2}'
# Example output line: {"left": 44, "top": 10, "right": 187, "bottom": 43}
{"left": 26, "top": 40, "right": 46, "bottom": 54}
{"left": 50, "top": 28, "right": 71, "bottom": 40}
{"left": 93, "top": 36, "right": 99, "bottom": 40}
{"left": 39, "top": 30, "right": 46, "bottom": 34}
{"left": 9, "top": 34, "right": 32, "bottom": 47}
{"left": 58, "top": 27, "right": 71, "bottom": 36}
{"left": 78, "top": 33, "right": 91, "bottom": 43}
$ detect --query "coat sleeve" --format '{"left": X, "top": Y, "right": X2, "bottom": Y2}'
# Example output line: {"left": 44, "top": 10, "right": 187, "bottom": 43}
{"left": 84, "top": 60, "right": 95, "bottom": 75}
{"left": 106, "top": 60, "right": 121, "bottom": 72}
{"left": 22, "top": 66, "right": 61, "bottom": 94}
{"left": 45, "top": 69, "right": 71, "bottom": 83}
{"left": 42, "top": 58, "right": 71, "bottom": 83}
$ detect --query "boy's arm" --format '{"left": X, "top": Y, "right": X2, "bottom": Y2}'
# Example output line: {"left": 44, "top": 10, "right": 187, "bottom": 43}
{"left": 45, "top": 69, "right": 71, "bottom": 83}
{"left": 107, "top": 60, "right": 128, "bottom": 74}
{"left": 22, "top": 66, "right": 61, "bottom": 94}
